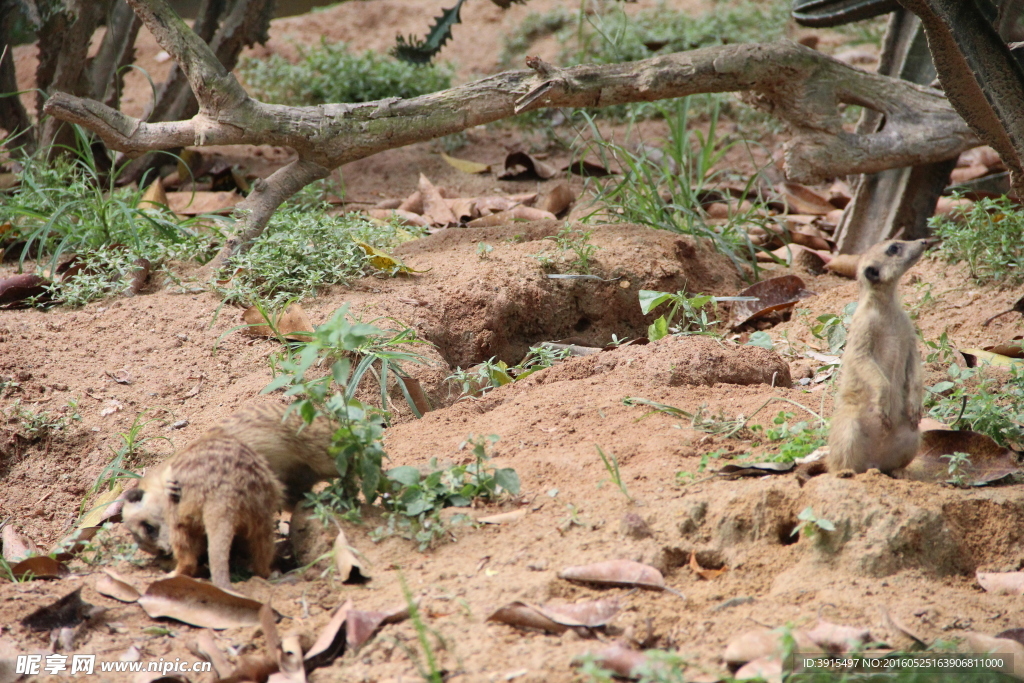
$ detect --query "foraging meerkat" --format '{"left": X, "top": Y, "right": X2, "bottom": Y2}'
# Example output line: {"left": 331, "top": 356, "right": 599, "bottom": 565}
{"left": 827, "top": 238, "right": 933, "bottom": 474}
{"left": 212, "top": 403, "right": 337, "bottom": 507}
{"left": 122, "top": 403, "right": 337, "bottom": 573}
{"left": 123, "top": 434, "right": 282, "bottom": 589}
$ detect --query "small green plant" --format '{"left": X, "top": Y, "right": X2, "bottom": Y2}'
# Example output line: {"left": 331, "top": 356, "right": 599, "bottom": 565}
{"left": 930, "top": 195, "right": 1024, "bottom": 285}
{"left": 5, "top": 400, "right": 71, "bottom": 440}
{"left": 216, "top": 208, "right": 425, "bottom": 307}
{"left": 746, "top": 330, "right": 774, "bottom": 350}
{"left": 376, "top": 436, "right": 519, "bottom": 549}
{"left": 624, "top": 397, "right": 746, "bottom": 437}
{"left": 0, "top": 132, "right": 221, "bottom": 307}
{"left": 265, "top": 304, "right": 431, "bottom": 515}
{"left": 638, "top": 289, "right": 720, "bottom": 340}
{"left": 475, "top": 242, "right": 493, "bottom": 258}
{"left": 924, "top": 331, "right": 958, "bottom": 364}
{"left": 925, "top": 362, "right": 1024, "bottom": 449}
{"left": 750, "top": 411, "right": 829, "bottom": 463}
{"left": 580, "top": 96, "right": 771, "bottom": 274}
{"left": 397, "top": 573, "right": 446, "bottom": 683}
{"left": 942, "top": 451, "right": 973, "bottom": 487}
{"left": 447, "top": 345, "right": 572, "bottom": 397}
{"left": 811, "top": 302, "right": 858, "bottom": 355}
{"left": 76, "top": 523, "right": 145, "bottom": 567}
{"left": 90, "top": 412, "right": 166, "bottom": 498}
{"left": 792, "top": 506, "right": 835, "bottom": 539}
{"left": 238, "top": 40, "right": 451, "bottom": 106}
{"left": 0, "top": 555, "right": 17, "bottom": 582}
{"left": 550, "top": 224, "right": 601, "bottom": 274}
{"left": 595, "top": 445, "right": 631, "bottom": 501}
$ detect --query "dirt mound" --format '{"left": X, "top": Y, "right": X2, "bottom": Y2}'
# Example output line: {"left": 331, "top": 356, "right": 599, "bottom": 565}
{"left": 337, "top": 222, "right": 743, "bottom": 369}
{"left": 672, "top": 472, "right": 1024, "bottom": 584}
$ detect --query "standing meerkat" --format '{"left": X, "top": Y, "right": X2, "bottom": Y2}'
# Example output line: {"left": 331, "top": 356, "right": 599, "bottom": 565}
{"left": 123, "top": 435, "right": 283, "bottom": 589}
{"left": 122, "top": 403, "right": 337, "bottom": 574}
{"left": 827, "top": 238, "right": 933, "bottom": 474}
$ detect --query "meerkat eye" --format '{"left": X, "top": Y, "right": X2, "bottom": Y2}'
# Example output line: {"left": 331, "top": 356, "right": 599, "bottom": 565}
{"left": 141, "top": 521, "right": 158, "bottom": 538}
{"left": 886, "top": 244, "right": 900, "bottom": 256}
{"left": 864, "top": 266, "right": 881, "bottom": 282}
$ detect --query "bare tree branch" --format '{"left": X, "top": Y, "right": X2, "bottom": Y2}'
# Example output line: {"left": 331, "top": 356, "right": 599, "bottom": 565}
{"left": 43, "top": 0, "right": 979, "bottom": 277}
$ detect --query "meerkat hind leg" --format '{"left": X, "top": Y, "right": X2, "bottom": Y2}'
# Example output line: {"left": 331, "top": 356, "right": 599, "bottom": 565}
{"left": 203, "top": 506, "right": 238, "bottom": 589}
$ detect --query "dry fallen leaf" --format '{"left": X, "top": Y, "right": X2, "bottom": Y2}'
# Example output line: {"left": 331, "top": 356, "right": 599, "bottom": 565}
{"left": 192, "top": 630, "right": 233, "bottom": 679}
{"left": 333, "top": 527, "right": 369, "bottom": 584}
{"left": 960, "top": 348, "right": 1024, "bottom": 367}
{"left": 355, "top": 241, "right": 429, "bottom": 275}
{"left": 984, "top": 336, "right": 1024, "bottom": 358}
{"left": 728, "top": 275, "right": 817, "bottom": 329}
{"left": 241, "top": 303, "right": 315, "bottom": 341}
{"left": 396, "top": 375, "right": 431, "bottom": 416}
{"left": 564, "top": 159, "right": 614, "bottom": 177}
{"left": 879, "top": 607, "right": 926, "bottom": 650}
{"left": 304, "top": 599, "right": 353, "bottom": 670}
{"left": 95, "top": 570, "right": 141, "bottom": 603}
{"left": 100, "top": 399, "right": 124, "bottom": 416}
{"left": 441, "top": 152, "right": 490, "bottom": 174}
{"left": 688, "top": 551, "right": 727, "bottom": 580}
{"left": 539, "top": 182, "right": 576, "bottom": 216}
{"left": 138, "top": 178, "right": 169, "bottom": 210}
{"left": 902, "top": 430, "right": 1020, "bottom": 485}
{"left": 419, "top": 174, "right": 458, "bottom": 226}
{"left": 585, "top": 642, "right": 649, "bottom": 679}
{"left": 476, "top": 509, "right": 526, "bottom": 525}
{"left": 77, "top": 483, "right": 124, "bottom": 528}
{"left": 724, "top": 628, "right": 816, "bottom": 669}
{"left": 718, "top": 461, "right": 796, "bottom": 477}
{"left": 476, "top": 195, "right": 535, "bottom": 214}
{"left": 467, "top": 210, "right": 516, "bottom": 228}
{"left": 777, "top": 182, "right": 835, "bottom": 215}
{"left": 11, "top": 556, "right": 68, "bottom": 581}
{"left": 806, "top": 620, "right": 871, "bottom": 652}
{"left": 558, "top": 560, "right": 666, "bottom": 591}
{"left": 0, "top": 273, "right": 50, "bottom": 308}
{"left": 499, "top": 151, "right": 558, "bottom": 180}
{"left": 1, "top": 524, "right": 37, "bottom": 562}
{"left": 487, "top": 602, "right": 569, "bottom": 634}
{"left": 366, "top": 208, "right": 431, "bottom": 228}
{"left": 735, "top": 656, "right": 783, "bottom": 683}
{"left": 398, "top": 190, "right": 423, "bottom": 214}
{"left": 934, "top": 196, "right": 973, "bottom": 216}
{"left": 824, "top": 253, "right": 860, "bottom": 279}
{"left": 977, "top": 570, "right": 1024, "bottom": 595}
{"left": 268, "top": 635, "right": 306, "bottom": 683}
{"left": 447, "top": 197, "right": 477, "bottom": 223}
{"left": 165, "top": 190, "right": 242, "bottom": 215}
{"left": 137, "top": 575, "right": 265, "bottom": 629}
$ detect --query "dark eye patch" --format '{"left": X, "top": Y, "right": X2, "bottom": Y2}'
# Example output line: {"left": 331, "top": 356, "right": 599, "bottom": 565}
{"left": 864, "top": 265, "right": 881, "bottom": 282}
{"left": 141, "top": 521, "right": 158, "bottom": 538}
{"left": 886, "top": 244, "right": 900, "bottom": 256}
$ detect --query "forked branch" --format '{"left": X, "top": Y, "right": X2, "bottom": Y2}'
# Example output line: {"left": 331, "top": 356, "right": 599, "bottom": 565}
{"left": 43, "top": 0, "right": 978, "bottom": 276}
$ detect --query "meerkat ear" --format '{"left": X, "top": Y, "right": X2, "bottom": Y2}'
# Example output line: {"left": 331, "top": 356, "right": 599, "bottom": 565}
{"left": 864, "top": 265, "right": 881, "bottom": 282}
{"left": 124, "top": 488, "right": 145, "bottom": 503}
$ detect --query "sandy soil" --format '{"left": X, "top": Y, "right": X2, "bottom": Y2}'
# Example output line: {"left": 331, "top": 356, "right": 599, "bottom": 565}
{"left": 3, "top": 1, "right": 1024, "bottom": 682}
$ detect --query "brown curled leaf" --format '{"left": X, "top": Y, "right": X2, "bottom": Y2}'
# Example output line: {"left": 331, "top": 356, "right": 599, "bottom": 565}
{"left": 558, "top": 560, "right": 665, "bottom": 590}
